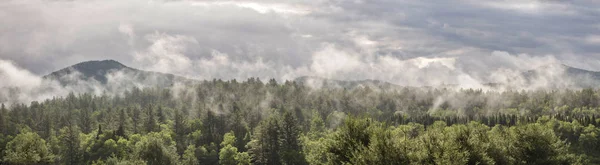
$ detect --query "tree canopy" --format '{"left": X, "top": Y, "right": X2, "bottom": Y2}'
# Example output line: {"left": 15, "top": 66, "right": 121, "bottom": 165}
{"left": 0, "top": 78, "right": 600, "bottom": 164}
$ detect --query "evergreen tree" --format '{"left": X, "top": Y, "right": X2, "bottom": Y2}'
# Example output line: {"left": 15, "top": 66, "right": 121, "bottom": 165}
{"left": 146, "top": 105, "right": 158, "bottom": 133}
{"left": 157, "top": 106, "right": 166, "bottom": 124}
{"left": 173, "top": 108, "right": 187, "bottom": 155}
{"left": 79, "top": 108, "right": 92, "bottom": 134}
{"left": 0, "top": 104, "right": 7, "bottom": 135}
{"left": 249, "top": 116, "right": 281, "bottom": 165}
{"left": 116, "top": 108, "right": 127, "bottom": 137}
{"left": 280, "top": 111, "right": 306, "bottom": 165}
{"left": 59, "top": 125, "right": 81, "bottom": 165}
{"left": 132, "top": 107, "right": 141, "bottom": 134}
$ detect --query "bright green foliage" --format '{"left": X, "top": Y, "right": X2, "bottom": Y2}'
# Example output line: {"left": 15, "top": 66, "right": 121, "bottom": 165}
{"left": 181, "top": 145, "right": 198, "bottom": 165}
{"left": 508, "top": 123, "right": 575, "bottom": 164}
{"left": 222, "top": 132, "right": 236, "bottom": 147}
{"left": 133, "top": 131, "right": 179, "bottom": 165}
{"left": 309, "top": 110, "right": 325, "bottom": 137}
{"left": 411, "top": 122, "right": 493, "bottom": 165}
{"left": 326, "top": 117, "right": 410, "bottom": 165}
{"left": 3, "top": 129, "right": 54, "bottom": 164}
{"left": 95, "top": 155, "right": 146, "bottom": 165}
{"left": 218, "top": 131, "right": 253, "bottom": 165}
{"left": 220, "top": 143, "right": 239, "bottom": 165}
{"left": 320, "top": 117, "right": 583, "bottom": 165}
{"left": 235, "top": 152, "right": 251, "bottom": 165}
{"left": 220, "top": 132, "right": 239, "bottom": 165}
{"left": 354, "top": 124, "right": 410, "bottom": 165}
{"left": 303, "top": 110, "right": 329, "bottom": 164}
{"left": 302, "top": 134, "right": 329, "bottom": 165}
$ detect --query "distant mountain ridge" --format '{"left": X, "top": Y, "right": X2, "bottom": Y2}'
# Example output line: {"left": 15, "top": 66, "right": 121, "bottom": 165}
{"left": 294, "top": 76, "right": 401, "bottom": 89}
{"left": 43, "top": 60, "right": 600, "bottom": 90}
{"left": 296, "top": 64, "right": 600, "bottom": 89}
{"left": 521, "top": 64, "right": 600, "bottom": 88}
{"left": 44, "top": 60, "right": 195, "bottom": 87}
{"left": 563, "top": 64, "right": 600, "bottom": 79}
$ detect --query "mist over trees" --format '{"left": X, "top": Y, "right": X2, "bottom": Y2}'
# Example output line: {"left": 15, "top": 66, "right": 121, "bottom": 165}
{"left": 1, "top": 78, "right": 600, "bottom": 164}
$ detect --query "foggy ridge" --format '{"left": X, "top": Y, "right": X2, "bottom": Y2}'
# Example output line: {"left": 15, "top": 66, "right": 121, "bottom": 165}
{"left": 43, "top": 60, "right": 196, "bottom": 87}
{"left": 43, "top": 59, "right": 600, "bottom": 90}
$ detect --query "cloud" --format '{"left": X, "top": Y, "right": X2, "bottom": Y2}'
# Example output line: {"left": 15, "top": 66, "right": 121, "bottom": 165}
{"left": 309, "top": 44, "right": 361, "bottom": 77}
{"left": 133, "top": 32, "right": 197, "bottom": 75}
{"left": 0, "top": 60, "right": 43, "bottom": 90}
{"left": 119, "top": 23, "right": 135, "bottom": 46}
{"left": 0, "top": 0, "right": 599, "bottom": 101}
{"left": 191, "top": 1, "right": 312, "bottom": 15}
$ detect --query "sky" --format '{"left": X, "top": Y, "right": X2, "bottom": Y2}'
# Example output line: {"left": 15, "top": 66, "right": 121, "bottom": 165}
{"left": 1, "top": 0, "right": 600, "bottom": 87}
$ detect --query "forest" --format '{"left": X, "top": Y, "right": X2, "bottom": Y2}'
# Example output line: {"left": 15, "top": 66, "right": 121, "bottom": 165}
{"left": 1, "top": 78, "right": 600, "bottom": 165}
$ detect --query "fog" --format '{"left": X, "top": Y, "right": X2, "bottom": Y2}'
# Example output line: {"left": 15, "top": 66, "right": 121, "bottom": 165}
{"left": 1, "top": 0, "right": 600, "bottom": 104}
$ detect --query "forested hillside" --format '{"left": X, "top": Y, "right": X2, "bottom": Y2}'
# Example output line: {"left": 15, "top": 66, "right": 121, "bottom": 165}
{"left": 1, "top": 78, "right": 600, "bottom": 164}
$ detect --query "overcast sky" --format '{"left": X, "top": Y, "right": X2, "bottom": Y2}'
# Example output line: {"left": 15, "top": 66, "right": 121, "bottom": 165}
{"left": 1, "top": 0, "right": 600, "bottom": 86}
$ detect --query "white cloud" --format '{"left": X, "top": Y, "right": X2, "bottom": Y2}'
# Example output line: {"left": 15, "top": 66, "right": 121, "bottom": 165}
{"left": 192, "top": 1, "right": 311, "bottom": 15}
{"left": 472, "top": 0, "right": 577, "bottom": 15}
{"left": 0, "top": 59, "right": 43, "bottom": 90}
{"left": 585, "top": 35, "right": 600, "bottom": 44}
{"left": 310, "top": 44, "right": 361, "bottom": 77}
{"left": 133, "top": 32, "right": 197, "bottom": 75}
{"left": 0, "top": 0, "right": 598, "bottom": 98}
{"left": 118, "top": 23, "right": 135, "bottom": 46}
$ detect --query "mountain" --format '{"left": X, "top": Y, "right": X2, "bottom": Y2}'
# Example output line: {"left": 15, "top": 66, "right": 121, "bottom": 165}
{"left": 44, "top": 60, "right": 600, "bottom": 91}
{"left": 44, "top": 60, "right": 195, "bottom": 88}
{"left": 296, "top": 64, "right": 600, "bottom": 90}
{"left": 563, "top": 65, "right": 600, "bottom": 79}
{"left": 520, "top": 64, "right": 600, "bottom": 88}
{"left": 294, "top": 76, "right": 401, "bottom": 89}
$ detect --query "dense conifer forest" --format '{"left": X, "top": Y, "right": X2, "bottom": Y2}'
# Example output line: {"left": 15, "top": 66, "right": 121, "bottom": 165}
{"left": 1, "top": 78, "right": 600, "bottom": 164}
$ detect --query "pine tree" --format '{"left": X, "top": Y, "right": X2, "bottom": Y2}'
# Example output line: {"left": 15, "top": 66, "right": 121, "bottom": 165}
{"left": 146, "top": 105, "right": 158, "bottom": 133}
{"left": 116, "top": 108, "right": 127, "bottom": 137}
{"left": 132, "top": 107, "right": 141, "bottom": 134}
{"left": 202, "top": 110, "right": 220, "bottom": 145}
{"left": 249, "top": 116, "right": 281, "bottom": 165}
{"left": 79, "top": 108, "right": 92, "bottom": 133}
{"left": 157, "top": 106, "right": 166, "bottom": 124}
{"left": 60, "top": 125, "right": 82, "bottom": 165}
{"left": 280, "top": 111, "right": 306, "bottom": 164}
{"left": 96, "top": 124, "right": 103, "bottom": 140}
{"left": 174, "top": 108, "right": 187, "bottom": 155}
{"left": 230, "top": 102, "right": 248, "bottom": 151}
{"left": 0, "top": 103, "right": 7, "bottom": 135}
